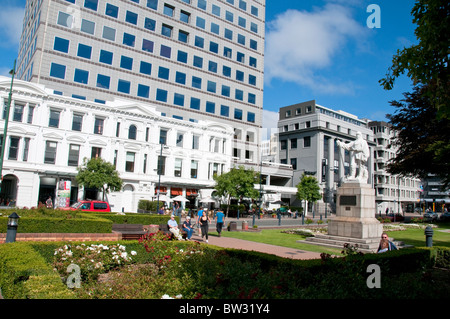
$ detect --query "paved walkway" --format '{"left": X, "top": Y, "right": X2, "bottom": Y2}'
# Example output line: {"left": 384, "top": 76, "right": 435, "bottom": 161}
{"left": 188, "top": 231, "right": 323, "bottom": 260}
{"left": 181, "top": 215, "right": 325, "bottom": 260}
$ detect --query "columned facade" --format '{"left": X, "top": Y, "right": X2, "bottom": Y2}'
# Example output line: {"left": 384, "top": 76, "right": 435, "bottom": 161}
{"left": 0, "top": 76, "right": 233, "bottom": 212}
{"left": 277, "top": 100, "right": 375, "bottom": 213}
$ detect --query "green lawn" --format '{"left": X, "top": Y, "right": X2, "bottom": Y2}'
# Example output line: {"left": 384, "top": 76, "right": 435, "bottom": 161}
{"left": 209, "top": 223, "right": 450, "bottom": 254}
{"left": 386, "top": 227, "right": 450, "bottom": 248}
{"left": 210, "top": 228, "right": 343, "bottom": 255}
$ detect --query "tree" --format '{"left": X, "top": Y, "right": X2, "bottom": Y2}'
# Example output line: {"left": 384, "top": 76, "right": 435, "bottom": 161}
{"left": 296, "top": 174, "right": 321, "bottom": 212}
{"left": 213, "top": 165, "right": 260, "bottom": 216}
{"left": 379, "top": 0, "right": 449, "bottom": 116}
{"left": 76, "top": 157, "right": 123, "bottom": 201}
{"left": 380, "top": 0, "right": 450, "bottom": 185}
{"left": 386, "top": 85, "right": 450, "bottom": 186}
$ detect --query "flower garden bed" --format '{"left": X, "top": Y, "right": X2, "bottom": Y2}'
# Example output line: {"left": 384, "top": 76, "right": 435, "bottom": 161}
{"left": 0, "top": 231, "right": 449, "bottom": 299}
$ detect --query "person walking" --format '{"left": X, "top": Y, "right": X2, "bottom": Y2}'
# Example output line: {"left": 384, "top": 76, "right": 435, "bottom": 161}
{"left": 215, "top": 209, "right": 225, "bottom": 237}
{"left": 199, "top": 210, "right": 211, "bottom": 243}
{"left": 197, "top": 206, "right": 204, "bottom": 236}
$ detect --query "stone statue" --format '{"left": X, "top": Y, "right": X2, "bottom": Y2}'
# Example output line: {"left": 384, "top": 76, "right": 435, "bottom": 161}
{"left": 336, "top": 132, "right": 370, "bottom": 183}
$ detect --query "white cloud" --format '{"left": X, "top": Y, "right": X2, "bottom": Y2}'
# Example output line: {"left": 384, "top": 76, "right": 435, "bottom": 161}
{"left": 265, "top": 3, "right": 367, "bottom": 95}
{"left": 0, "top": 5, "right": 25, "bottom": 48}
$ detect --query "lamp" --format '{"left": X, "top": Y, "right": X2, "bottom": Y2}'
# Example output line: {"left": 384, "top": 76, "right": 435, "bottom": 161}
{"left": 156, "top": 143, "right": 169, "bottom": 213}
{"left": 6, "top": 212, "right": 20, "bottom": 243}
{"left": 0, "top": 60, "right": 16, "bottom": 194}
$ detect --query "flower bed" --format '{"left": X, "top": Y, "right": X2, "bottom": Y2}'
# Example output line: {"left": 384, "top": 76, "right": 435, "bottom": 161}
{"left": 1, "top": 232, "right": 449, "bottom": 299}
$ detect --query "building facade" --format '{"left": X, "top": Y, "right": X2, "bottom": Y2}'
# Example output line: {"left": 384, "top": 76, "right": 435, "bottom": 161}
{"left": 16, "top": 0, "right": 265, "bottom": 168}
{"left": 277, "top": 100, "right": 422, "bottom": 215}
{"left": 369, "top": 121, "right": 422, "bottom": 214}
{"left": 277, "top": 100, "right": 375, "bottom": 210}
{"left": 420, "top": 175, "right": 450, "bottom": 212}
{"left": 0, "top": 76, "right": 234, "bottom": 212}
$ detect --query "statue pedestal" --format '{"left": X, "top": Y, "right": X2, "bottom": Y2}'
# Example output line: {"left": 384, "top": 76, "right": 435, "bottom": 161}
{"left": 328, "top": 181, "right": 382, "bottom": 239}
{"left": 304, "top": 181, "right": 383, "bottom": 253}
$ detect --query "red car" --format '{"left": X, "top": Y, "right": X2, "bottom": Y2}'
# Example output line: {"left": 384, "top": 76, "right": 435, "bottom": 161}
{"left": 65, "top": 200, "right": 111, "bottom": 212}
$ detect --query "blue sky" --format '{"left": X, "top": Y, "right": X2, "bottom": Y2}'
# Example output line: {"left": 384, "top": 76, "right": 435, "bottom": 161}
{"left": 0, "top": 0, "right": 417, "bottom": 132}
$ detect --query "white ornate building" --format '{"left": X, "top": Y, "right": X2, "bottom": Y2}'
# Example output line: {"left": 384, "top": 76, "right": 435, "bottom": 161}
{"left": 0, "top": 76, "right": 233, "bottom": 212}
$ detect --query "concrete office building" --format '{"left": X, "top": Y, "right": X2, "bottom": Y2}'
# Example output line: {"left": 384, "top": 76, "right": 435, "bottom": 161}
{"left": 0, "top": 76, "right": 233, "bottom": 212}
{"left": 277, "top": 100, "right": 423, "bottom": 215}
{"left": 369, "top": 121, "right": 428, "bottom": 214}
{"left": 277, "top": 100, "right": 375, "bottom": 213}
{"left": 16, "top": 0, "right": 265, "bottom": 168}
{"left": 420, "top": 175, "right": 450, "bottom": 212}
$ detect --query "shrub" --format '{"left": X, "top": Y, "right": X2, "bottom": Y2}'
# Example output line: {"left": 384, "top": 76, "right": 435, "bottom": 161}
{"left": 53, "top": 243, "right": 137, "bottom": 284}
{"left": 138, "top": 200, "right": 163, "bottom": 212}
{"left": 0, "top": 242, "right": 74, "bottom": 299}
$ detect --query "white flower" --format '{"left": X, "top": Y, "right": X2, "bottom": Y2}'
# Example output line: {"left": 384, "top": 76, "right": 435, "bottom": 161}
{"left": 175, "top": 294, "right": 182, "bottom": 299}
{"left": 131, "top": 251, "right": 137, "bottom": 256}
{"left": 161, "top": 294, "right": 174, "bottom": 299}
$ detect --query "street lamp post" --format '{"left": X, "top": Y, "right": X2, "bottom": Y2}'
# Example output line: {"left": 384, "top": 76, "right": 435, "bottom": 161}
{"left": 0, "top": 60, "right": 16, "bottom": 194}
{"left": 156, "top": 143, "right": 168, "bottom": 213}
{"left": 5, "top": 212, "right": 20, "bottom": 243}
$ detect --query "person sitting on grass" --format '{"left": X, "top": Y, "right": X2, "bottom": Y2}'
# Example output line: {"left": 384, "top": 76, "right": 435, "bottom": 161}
{"left": 167, "top": 215, "right": 184, "bottom": 240}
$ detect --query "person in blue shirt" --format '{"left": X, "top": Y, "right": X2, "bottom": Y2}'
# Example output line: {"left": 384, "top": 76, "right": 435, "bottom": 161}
{"left": 182, "top": 216, "right": 194, "bottom": 240}
{"left": 215, "top": 209, "right": 225, "bottom": 237}
{"left": 197, "top": 207, "right": 204, "bottom": 236}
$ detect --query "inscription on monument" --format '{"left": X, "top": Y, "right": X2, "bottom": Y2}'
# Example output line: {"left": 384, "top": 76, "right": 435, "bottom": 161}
{"left": 340, "top": 195, "right": 357, "bottom": 206}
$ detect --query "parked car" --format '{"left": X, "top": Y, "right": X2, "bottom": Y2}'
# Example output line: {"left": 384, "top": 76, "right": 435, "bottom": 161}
{"left": 439, "top": 212, "right": 450, "bottom": 221}
{"left": 62, "top": 200, "right": 111, "bottom": 212}
{"left": 385, "top": 213, "right": 405, "bottom": 222}
{"left": 424, "top": 211, "right": 439, "bottom": 221}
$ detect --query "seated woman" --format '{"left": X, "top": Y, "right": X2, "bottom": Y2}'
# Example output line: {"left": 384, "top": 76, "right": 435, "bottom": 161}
{"left": 377, "top": 238, "right": 389, "bottom": 253}
{"left": 182, "top": 216, "right": 195, "bottom": 240}
{"left": 167, "top": 215, "right": 184, "bottom": 240}
{"left": 377, "top": 232, "right": 398, "bottom": 253}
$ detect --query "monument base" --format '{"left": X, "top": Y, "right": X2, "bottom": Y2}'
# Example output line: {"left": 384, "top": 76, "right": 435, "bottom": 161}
{"left": 304, "top": 181, "right": 383, "bottom": 253}
{"left": 303, "top": 234, "right": 382, "bottom": 253}
{"left": 328, "top": 181, "right": 382, "bottom": 239}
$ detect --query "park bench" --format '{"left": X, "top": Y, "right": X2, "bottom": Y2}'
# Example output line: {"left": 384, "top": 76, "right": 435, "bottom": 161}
{"left": 112, "top": 224, "right": 146, "bottom": 240}
{"left": 159, "top": 224, "right": 187, "bottom": 240}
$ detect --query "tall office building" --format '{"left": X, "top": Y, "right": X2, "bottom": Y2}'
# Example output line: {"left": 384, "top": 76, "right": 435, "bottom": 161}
{"left": 16, "top": 0, "right": 265, "bottom": 167}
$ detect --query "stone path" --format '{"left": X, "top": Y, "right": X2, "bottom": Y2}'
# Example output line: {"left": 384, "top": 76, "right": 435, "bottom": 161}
{"left": 189, "top": 233, "right": 323, "bottom": 260}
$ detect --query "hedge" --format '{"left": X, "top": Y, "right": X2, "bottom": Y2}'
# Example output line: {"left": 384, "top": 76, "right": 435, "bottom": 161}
{"left": 0, "top": 242, "right": 74, "bottom": 299}
{"left": 0, "top": 213, "right": 171, "bottom": 234}
{"left": 0, "top": 241, "right": 448, "bottom": 299}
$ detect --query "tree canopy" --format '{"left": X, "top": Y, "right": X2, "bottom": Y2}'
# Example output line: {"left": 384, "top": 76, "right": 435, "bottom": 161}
{"left": 76, "top": 157, "right": 123, "bottom": 198}
{"left": 380, "top": 0, "right": 450, "bottom": 186}
{"left": 379, "top": 0, "right": 449, "bottom": 116}
{"left": 296, "top": 174, "right": 321, "bottom": 203}
{"left": 213, "top": 165, "right": 260, "bottom": 216}
{"left": 386, "top": 85, "right": 450, "bottom": 186}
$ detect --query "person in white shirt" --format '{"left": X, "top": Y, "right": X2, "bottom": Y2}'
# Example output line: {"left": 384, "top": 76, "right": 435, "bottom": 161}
{"left": 167, "top": 215, "right": 183, "bottom": 240}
